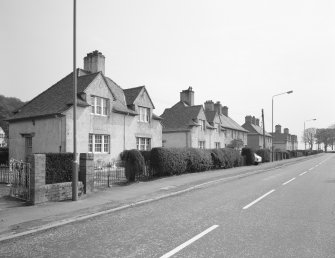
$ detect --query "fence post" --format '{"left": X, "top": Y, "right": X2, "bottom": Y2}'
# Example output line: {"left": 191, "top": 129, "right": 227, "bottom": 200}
{"left": 28, "top": 154, "right": 46, "bottom": 205}
{"left": 79, "top": 153, "right": 94, "bottom": 194}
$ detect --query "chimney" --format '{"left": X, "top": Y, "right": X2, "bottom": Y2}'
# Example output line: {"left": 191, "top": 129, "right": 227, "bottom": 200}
{"left": 180, "top": 87, "right": 194, "bottom": 106}
{"left": 255, "top": 118, "right": 260, "bottom": 126}
{"left": 284, "top": 128, "right": 289, "bottom": 134}
{"left": 252, "top": 116, "right": 256, "bottom": 125}
{"left": 275, "top": 124, "right": 282, "bottom": 134}
{"left": 204, "top": 100, "right": 214, "bottom": 111}
{"left": 84, "top": 50, "right": 105, "bottom": 74}
{"left": 222, "top": 106, "right": 228, "bottom": 117}
{"left": 214, "top": 101, "right": 222, "bottom": 115}
{"left": 245, "top": 115, "right": 252, "bottom": 124}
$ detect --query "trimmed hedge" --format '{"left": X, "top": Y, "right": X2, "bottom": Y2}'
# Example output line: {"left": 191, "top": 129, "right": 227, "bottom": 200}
{"left": 241, "top": 147, "right": 255, "bottom": 166}
{"left": 256, "top": 149, "right": 270, "bottom": 163}
{"left": 120, "top": 149, "right": 145, "bottom": 182}
{"left": 45, "top": 153, "right": 73, "bottom": 184}
{"left": 185, "top": 148, "right": 213, "bottom": 172}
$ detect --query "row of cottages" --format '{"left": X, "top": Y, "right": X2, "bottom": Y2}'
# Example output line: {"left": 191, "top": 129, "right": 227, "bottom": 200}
{"left": 7, "top": 51, "right": 162, "bottom": 162}
{"left": 271, "top": 125, "right": 298, "bottom": 151}
{"left": 241, "top": 115, "right": 272, "bottom": 150}
{"left": 161, "top": 87, "right": 248, "bottom": 149}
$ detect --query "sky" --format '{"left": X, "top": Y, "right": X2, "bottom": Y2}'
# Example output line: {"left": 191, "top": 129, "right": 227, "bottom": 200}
{"left": 1, "top": 0, "right": 334, "bottom": 148}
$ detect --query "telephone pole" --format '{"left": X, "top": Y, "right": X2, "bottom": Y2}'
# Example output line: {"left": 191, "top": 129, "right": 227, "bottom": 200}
{"left": 262, "top": 109, "right": 266, "bottom": 149}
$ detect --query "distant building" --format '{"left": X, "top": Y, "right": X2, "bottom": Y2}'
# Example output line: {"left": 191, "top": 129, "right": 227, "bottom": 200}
{"left": 0, "top": 127, "right": 6, "bottom": 147}
{"left": 241, "top": 115, "right": 272, "bottom": 150}
{"left": 7, "top": 50, "right": 162, "bottom": 161}
{"left": 161, "top": 87, "right": 224, "bottom": 149}
{"left": 271, "top": 125, "right": 298, "bottom": 151}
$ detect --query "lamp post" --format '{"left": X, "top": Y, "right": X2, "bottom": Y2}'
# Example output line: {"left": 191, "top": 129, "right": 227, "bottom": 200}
{"left": 272, "top": 90, "right": 293, "bottom": 161}
{"left": 304, "top": 118, "right": 317, "bottom": 150}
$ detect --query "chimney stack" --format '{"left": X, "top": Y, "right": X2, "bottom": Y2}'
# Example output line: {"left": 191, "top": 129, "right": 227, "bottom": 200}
{"left": 180, "top": 87, "right": 194, "bottom": 106}
{"left": 252, "top": 116, "right": 256, "bottom": 125}
{"left": 222, "top": 106, "right": 228, "bottom": 117}
{"left": 204, "top": 100, "right": 214, "bottom": 111}
{"left": 84, "top": 50, "right": 105, "bottom": 74}
{"left": 255, "top": 118, "right": 260, "bottom": 126}
{"left": 275, "top": 124, "right": 282, "bottom": 134}
{"left": 245, "top": 115, "right": 252, "bottom": 124}
{"left": 284, "top": 128, "right": 289, "bottom": 134}
{"left": 214, "top": 101, "right": 222, "bottom": 115}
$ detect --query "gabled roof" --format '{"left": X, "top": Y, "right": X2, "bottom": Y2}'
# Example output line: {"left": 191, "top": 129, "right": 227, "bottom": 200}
{"left": 8, "top": 70, "right": 99, "bottom": 121}
{"left": 161, "top": 101, "right": 204, "bottom": 131}
{"left": 204, "top": 110, "right": 217, "bottom": 124}
{"left": 220, "top": 114, "right": 249, "bottom": 133}
{"left": 242, "top": 122, "right": 272, "bottom": 137}
{"left": 123, "top": 86, "right": 144, "bottom": 106}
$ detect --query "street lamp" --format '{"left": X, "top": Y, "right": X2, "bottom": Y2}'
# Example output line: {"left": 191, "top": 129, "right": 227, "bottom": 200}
{"left": 272, "top": 90, "right": 293, "bottom": 161}
{"left": 304, "top": 118, "right": 317, "bottom": 150}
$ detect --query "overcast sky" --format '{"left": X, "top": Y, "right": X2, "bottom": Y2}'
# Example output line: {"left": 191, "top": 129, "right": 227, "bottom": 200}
{"left": 1, "top": 0, "right": 334, "bottom": 147}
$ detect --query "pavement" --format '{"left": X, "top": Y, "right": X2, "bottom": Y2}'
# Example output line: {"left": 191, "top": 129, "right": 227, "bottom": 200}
{"left": 0, "top": 155, "right": 319, "bottom": 241}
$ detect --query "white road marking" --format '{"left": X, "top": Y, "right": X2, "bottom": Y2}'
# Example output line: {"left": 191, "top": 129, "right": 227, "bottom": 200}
{"left": 242, "top": 189, "right": 275, "bottom": 210}
{"left": 299, "top": 171, "right": 308, "bottom": 176}
{"left": 160, "top": 225, "right": 219, "bottom": 258}
{"left": 308, "top": 168, "right": 313, "bottom": 171}
{"left": 282, "top": 177, "right": 296, "bottom": 185}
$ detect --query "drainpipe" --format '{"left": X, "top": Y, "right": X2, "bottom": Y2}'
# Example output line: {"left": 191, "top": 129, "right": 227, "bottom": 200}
{"left": 124, "top": 113, "right": 129, "bottom": 150}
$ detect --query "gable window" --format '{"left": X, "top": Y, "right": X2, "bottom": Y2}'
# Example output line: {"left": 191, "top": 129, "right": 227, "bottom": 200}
{"left": 138, "top": 107, "right": 150, "bottom": 122}
{"left": 199, "top": 141, "right": 205, "bottom": 149}
{"left": 136, "top": 137, "right": 151, "bottom": 150}
{"left": 91, "top": 96, "right": 109, "bottom": 116}
{"left": 88, "top": 134, "right": 110, "bottom": 153}
{"left": 199, "top": 119, "right": 206, "bottom": 131}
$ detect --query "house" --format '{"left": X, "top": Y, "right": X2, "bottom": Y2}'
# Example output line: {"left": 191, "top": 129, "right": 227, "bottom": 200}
{"left": 204, "top": 101, "right": 248, "bottom": 148}
{"left": 161, "top": 87, "right": 223, "bottom": 149}
{"left": 271, "top": 125, "right": 298, "bottom": 151}
{"left": 241, "top": 115, "right": 272, "bottom": 150}
{"left": 0, "top": 127, "right": 6, "bottom": 147}
{"left": 7, "top": 50, "right": 162, "bottom": 162}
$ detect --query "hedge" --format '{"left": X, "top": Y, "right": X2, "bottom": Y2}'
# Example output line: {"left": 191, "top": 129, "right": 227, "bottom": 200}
{"left": 256, "top": 149, "right": 270, "bottom": 163}
{"left": 45, "top": 153, "right": 73, "bottom": 184}
{"left": 0, "top": 147, "right": 8, "bottom": 165}
{"left": 241, "top": 147, "right": 255, "bottom": 166}
{"left": 185, "top": 148, "right": 213, "bottom": 172}
{"left": 120, "top": 149, "right": 145, "bottom": 182}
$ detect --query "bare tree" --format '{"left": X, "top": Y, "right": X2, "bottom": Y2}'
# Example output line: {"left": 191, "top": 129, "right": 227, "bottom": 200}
{"left": 302, "top": 127, "right": 316, "bottom": 150}
{"left": 315, "top": 128, "right": 335, "bottom": 152}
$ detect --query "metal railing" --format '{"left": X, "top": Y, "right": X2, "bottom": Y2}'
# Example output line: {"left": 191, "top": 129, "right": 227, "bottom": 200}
{"left": 9, "top": 159, "right": 31, "bottom": 201}
{"left": 94, "top": 161, "right": 127, "bottom": 188}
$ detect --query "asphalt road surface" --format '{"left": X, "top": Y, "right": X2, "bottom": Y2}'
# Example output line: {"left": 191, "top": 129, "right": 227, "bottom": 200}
{"left": 1, "top": 154, "right": 334, "bottom": 258}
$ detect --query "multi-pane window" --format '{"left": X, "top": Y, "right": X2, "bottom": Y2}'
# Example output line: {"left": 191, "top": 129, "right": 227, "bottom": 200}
{"left": 138, "top": 107, "right": 150, "bottom": 122}
{"left": 91, "top": 96, "right": 108, "bottom": 115}
{"left": 25, "top": 137, "right": 32, "bottom": 156}
{"left": 136, "top": 137, "right": 151, "bottom": 150}
{"left": 215, "top": 142, "right": 221, "bottom": 149}
{"left": 199, "top": 141, "right": 205, "bottom": 149}
{"left": 88, "top": 134, "right": 110, "bottom": 153}
{"left": 215, "top": 123, "right": 220, "bottom": 133}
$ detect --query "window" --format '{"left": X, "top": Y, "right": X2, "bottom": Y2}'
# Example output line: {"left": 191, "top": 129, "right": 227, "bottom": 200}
{"left": 138, "top": 107, "right": 150, "bottom": 122}
{"left": 199, "top": 141, "right": 205, "bottom": 149}
{"left": 136, "top": 137, "right": 151, "bottom": 150}
{"left": 215, "top": 142, "right": 221, "bottom": 149}
{"left": 199, "top": 119, "right": 206, "bottom": 131}
{"left": 91, "top": 96, "right": 109, "bottom": 116}
{"left": 88, "top": 134, "right": 110, "bottom": 153}
{"left": 25, "top": 137, "right": 32, "bottom": 156}
{"left": 215, "top": 123, "right": 220, "bottom": 133}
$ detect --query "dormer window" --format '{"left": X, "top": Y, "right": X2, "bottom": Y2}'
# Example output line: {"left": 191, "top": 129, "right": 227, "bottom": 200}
{"left": 138, "top": 106, "right": 150, "bottom": 123}
{"left": 199, "top": 119, "right": 206, "bottom": 131}
{"left": 91, "top": 96, "right": 109, "bottom": 116}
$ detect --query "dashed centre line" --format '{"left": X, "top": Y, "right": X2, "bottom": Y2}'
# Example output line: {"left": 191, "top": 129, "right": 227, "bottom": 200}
{"left": 299, "top": 171, "right": 308, "bottom": 176}
{"left": 282, "top": 177, "right": 296, "bottom": 185}
{"left": 243, "top": 189, "right": 275, "bottom": 210}
{"left": 160, "top": 225, "right": 219, "bottom": 258}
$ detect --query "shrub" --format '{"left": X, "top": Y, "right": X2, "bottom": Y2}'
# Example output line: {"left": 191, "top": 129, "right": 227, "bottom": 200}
{"left": 45, "top": 153, "right": 73, "bottom": 184}
{"left": 0, "top": 147, "right": 8, "bottom": 165}
{"left": 256, "top": 149, "right": 270, "bottom": 163}
{"left": 140, "top": 151, "right": 151, "bottom": 163}
{"left": 210, "top": 149, "right": 225, "bottom": 168}
{"left": 150, "top": 148, "right": 188, "bottom": 176}
{"left": 120, "top": 149, "right": 145, "bottom": 182}
{"left": 222, "top": 148, "right": 242, "bottom": 168}
{"left": 185, "top": 148, "right": 213, "bottom": 172}
{"left": 241, "top": 147, "right": 255, "bottom": 165}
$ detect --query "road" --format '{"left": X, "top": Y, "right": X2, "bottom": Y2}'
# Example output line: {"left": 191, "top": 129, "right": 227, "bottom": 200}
{"left": 1, "top": 154, "right": 334, "bottom": 257}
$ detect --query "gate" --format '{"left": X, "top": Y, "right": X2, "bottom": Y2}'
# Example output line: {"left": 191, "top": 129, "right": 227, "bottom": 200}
{"left": 9, "top": 159, "right": 31, "bottom": 202}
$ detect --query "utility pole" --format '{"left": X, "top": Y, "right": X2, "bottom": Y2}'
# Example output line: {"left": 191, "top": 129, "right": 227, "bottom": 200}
{"left": 262, "top": 109, "right": 266, "bottom": 149}
{"left": 72, "top": 0, "right": 78, "bottom": 201}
